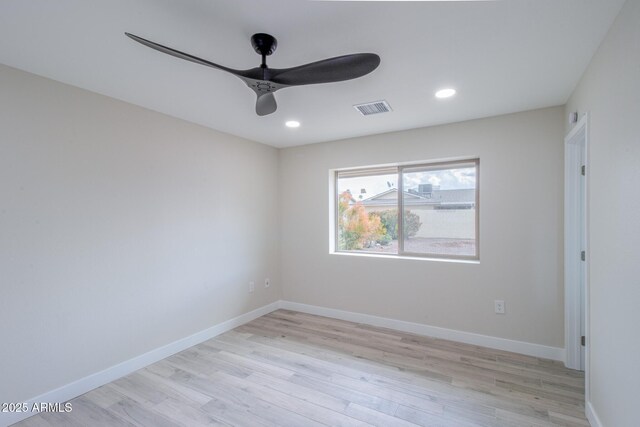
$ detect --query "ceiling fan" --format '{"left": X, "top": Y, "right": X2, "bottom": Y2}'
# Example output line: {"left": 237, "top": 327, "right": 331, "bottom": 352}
{"left": 125, "top": 32, "right": 380, "bottom": 116}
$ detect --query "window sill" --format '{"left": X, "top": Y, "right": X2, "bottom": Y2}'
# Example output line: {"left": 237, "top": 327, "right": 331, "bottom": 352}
{"left": 330, "top": 250, "right": 480, "bottom": 264}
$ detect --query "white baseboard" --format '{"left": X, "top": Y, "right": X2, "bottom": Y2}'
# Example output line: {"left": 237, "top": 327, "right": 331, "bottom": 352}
{"left": 1, "top": 301, "right": 281, "bottom": 427}
{"left": 279, "top": 301, "right": 565, "bottom": 362}
{"left": 586, "top": 401, "right": 602, "bottom": 427}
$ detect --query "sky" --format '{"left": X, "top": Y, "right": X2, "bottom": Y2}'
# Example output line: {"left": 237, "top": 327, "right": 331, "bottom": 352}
{"left": 338, "top": 167, "right": 476, "bottom": 200}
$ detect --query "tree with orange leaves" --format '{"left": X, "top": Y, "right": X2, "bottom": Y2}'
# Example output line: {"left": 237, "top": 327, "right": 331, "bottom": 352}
{"left": 337, "top": 191, "right": 385, "bottom": 250}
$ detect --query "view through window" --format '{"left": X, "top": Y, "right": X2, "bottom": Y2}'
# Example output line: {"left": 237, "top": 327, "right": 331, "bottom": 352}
{"left": 335, "top": 159, "right": 478, "bottom": 259}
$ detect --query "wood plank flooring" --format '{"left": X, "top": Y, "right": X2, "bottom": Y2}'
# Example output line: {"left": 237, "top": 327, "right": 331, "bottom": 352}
{"left": 15, "top": 310, "right": 588, "bottom": 427}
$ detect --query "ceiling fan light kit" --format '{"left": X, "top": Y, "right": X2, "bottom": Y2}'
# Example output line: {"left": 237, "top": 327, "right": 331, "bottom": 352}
{"left": 125, "top": 32, "right": 380, "bottom": 116}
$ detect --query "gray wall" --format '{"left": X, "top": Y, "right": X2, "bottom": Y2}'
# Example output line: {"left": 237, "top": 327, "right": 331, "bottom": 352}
{"left": 279, "top": 106, "right": 565, "bottom": 348}
{"left": 565, "top": 0, "right": 640, "bottom": 425}
{"left": 0, "top": 64, "right": 281, "bottom": 403}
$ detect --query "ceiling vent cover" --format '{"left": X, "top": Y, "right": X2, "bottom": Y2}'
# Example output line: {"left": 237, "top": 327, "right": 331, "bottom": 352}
{"left": 354, "top": 100, "right": 392, "bottom": 116}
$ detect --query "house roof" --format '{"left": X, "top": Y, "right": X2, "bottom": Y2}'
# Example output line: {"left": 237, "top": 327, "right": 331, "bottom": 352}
{"left": 357, "top": 188, "right": 475, "bottom": 207}
{"left": 436, "top": 189, "right": 476, "bottom": 205}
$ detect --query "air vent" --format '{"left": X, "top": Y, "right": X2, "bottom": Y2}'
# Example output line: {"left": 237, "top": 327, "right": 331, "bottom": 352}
{"left": 353, "top": 100, "right": 392, "bottom": 116}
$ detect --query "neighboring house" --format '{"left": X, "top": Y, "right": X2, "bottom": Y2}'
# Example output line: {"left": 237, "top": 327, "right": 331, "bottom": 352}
{"left": 358, "top": 186, "right": 476, "bottom": 210}
{"left": 355, "top": 187, "right": 476, "bottom": 239}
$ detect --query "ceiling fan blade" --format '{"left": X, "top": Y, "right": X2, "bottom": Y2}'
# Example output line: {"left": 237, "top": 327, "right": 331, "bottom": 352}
{"left": 125, "top": 32, "right": 249, "bottom": 77}
{"left": 269, "top": 53, "right": 380, "bottom": 86}
{"left": 256, "top": 92, "right": 277, "bottom": 116}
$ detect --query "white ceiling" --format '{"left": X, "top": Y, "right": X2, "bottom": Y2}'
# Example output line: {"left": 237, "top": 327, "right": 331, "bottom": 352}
{"left": 0, "top": 0, "right": 625, "bottom": 148}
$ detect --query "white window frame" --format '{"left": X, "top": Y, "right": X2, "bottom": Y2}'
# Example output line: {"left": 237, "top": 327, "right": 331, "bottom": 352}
{"left": 333, "top": 158, "right": 480, "bottom": 261}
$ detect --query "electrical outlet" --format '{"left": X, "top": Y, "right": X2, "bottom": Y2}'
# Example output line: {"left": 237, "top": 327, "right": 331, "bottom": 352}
{"left": 494, "top": 300, "right": 505, "bottom": 314}
{"left": 249, "top": 281, "right": 255, "bottom": 293}
{"left": 264, "top": 278, "right": 270, "bottom": 288}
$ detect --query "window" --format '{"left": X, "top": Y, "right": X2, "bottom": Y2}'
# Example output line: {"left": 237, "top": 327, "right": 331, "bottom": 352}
{"left": 334, "top": 159, "right": 479, "bottom": 260}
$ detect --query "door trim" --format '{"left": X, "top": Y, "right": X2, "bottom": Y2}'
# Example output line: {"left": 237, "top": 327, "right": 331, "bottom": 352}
{"left": 564, "top": 113, "right": 589, "bottom": 389}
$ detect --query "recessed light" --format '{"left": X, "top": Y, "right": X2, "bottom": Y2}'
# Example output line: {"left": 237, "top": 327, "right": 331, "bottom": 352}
{"left": 285, "top": 120, "right": 300, "bottom": 128}
{"left": 435, "top": 88, "right": 456, "bottom": 99}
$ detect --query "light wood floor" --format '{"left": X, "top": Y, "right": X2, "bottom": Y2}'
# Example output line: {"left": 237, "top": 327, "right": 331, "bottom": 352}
{"left": 16, "top": 310, "right": 588, "bottom": 427}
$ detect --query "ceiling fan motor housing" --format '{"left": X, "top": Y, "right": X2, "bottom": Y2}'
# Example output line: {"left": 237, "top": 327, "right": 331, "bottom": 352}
{"left": 251, "top": 33, "right": 277, "bottom": 56}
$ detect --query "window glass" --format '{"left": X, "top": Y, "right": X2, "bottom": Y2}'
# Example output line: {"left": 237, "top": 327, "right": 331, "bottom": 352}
{"left": 401, "top": 163, "right": 477, "bottom": 257}
{"left": 336, "top": 171, "right": 398, "bottom": 253}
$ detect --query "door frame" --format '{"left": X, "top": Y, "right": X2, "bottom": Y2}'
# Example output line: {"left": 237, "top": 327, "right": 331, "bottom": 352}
{"left": 564, "top": 112, "right": 589, "bottom": 390}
